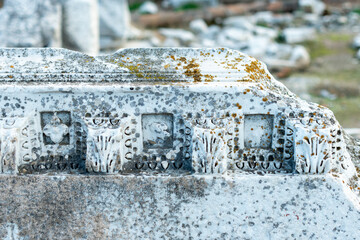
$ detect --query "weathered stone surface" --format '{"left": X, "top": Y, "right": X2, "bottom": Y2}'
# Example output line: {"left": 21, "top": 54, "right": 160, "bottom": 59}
{"left": 0, "top": 175, "right": 359, "bottom": 239}
{"left": 0, "top": 0, "right": 100, "bottom": 55}
{"left": 0, "top": 0, "right": 62, "bottom": 48}
{"left": 0, "top": 47, "right": 355, "bottom": 176}
{"left": 0, "top": 47, "right": 359, "bottom": 238}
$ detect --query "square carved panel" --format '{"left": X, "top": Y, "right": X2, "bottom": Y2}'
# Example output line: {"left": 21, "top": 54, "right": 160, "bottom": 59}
{"left": 142, "top": 114, "right": 173, "bottom": 149}
{"left": 244, "top": 114, "right": 274, "bottom": 149}
{"left": 41, "top": 111, "right": 71, "bottom": 145}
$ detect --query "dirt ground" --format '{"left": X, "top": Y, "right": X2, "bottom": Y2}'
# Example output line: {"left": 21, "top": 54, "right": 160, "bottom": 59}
{"left": 281, "top": 31, "right": 360, "bottom": 128}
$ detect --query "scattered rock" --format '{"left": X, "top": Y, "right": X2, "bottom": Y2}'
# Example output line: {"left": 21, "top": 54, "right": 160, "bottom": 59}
{"left": 299, "top": 0, "right": 326, "bottom": 16}
{"left": 223, "top": 16, "right": 254, "bottom": 31}
{"left": 159, "top": 28, "right": 195, "bottom": 44}
{"left": 283, "top": 27, "right": 316, "bottom": 44}
{"left": 0, "top": 0, "right": 62, "bottom": 47}
{"left": 319, "top": 89, "right": 337, "bottom": 100}
{"left": 139, "top": 1, "right": 159, "bottom": 15}
{"left": 353, "top": 34, "right": 360, "bottom": 49}
{"left": 263, "top": 44, "right": 310, "bottom": 71}
{"left": 201, "top": 25, "right": 221, "bottom": 40}
{"left": 189, "top": 19, "right": 208, "bottom": 34}
{"left": 163, "top": 0, "right": 218, "bottom": 8}
{"left": 162, "top": 37, "right": 181, "bottom": 47}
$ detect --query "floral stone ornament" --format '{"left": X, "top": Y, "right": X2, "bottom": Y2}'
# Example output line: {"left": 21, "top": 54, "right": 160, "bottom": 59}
{"left": 0, "top": 47, "right": 358, "bottom": 239}
{"left": 43, "top": 113, "right": 69, "bottom": 144}
{"left": 0, "top": 47, "right": 356, "bottom": 178}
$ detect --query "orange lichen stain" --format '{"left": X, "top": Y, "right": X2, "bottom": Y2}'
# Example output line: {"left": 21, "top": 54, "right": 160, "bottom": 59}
{"left": 244, "top": 60, "right": 271, "bottom": 82}
{"left": 170, "top": 55, "right": 175, "bottom": 61}
{"left": 232, "top": 113, "right": 237, "bottom": 118}
{"left": 164, "top": 64, "right": 170, "bottom": 69}
{"left": 10, "top": 65, "right": 14, "bottom": 68}
{"left": 204, "top": 74, "right": 214, "bottom": 82}
{"left": 251, "top": 128, "right": 254, "bottom": 131}
{"left": 8, "top": 75, "right": 13, "bottom": 78}
{"left": 182, "top": 58, "right": 202, "bottom": 82}
{"left": 236, "top": 103, "right": 242, "bottom": 109}
{"left": 262, "top": 97, "right": 268, "bottom": 102}
{"left": 201, "top": 109, "right": 204, "bottom": 111}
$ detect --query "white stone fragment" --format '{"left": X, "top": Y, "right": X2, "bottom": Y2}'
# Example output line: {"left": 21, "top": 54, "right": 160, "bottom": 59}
{"left": 353, "top": 34, "right": 360, "bottom": 49}
{"left": 0, "top": 0, "right": 62, "bottom": 48}
{"left": 98, "top": 0, "right": 130, "bottom": 41}
{"left": 159, "top": 28, "right": 196, "bottom": 44}
{"left": 299, "top": 0, "right": 326, "bottom": 16}
{"left": 223, "top": 16, "right": 255, "bottom": 31}
{"left": 62, "top": 0, "right": 99, "bottom": 55}
{"left": 220, "top": 27, "right": 253, "bottom": 43}
{"left": 139, "top": 1, "right": 159, "bottom": 15}
{"left": 283, "top": 27, "right": 316, "bottom": 44}
{"left": 189, "top": 19, "right": 208, "bottom": 34}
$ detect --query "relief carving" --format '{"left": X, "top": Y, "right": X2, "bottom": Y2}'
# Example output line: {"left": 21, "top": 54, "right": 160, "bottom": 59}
{"left": 192, "top": 127, "right": 227, "bottom": 174}
{"left": 0, "top": 118, "right": 26, "bottom": 174}
{"left": 85, "top": 114, "right": 123, "bottom": 173}
{"left": 294, "top": 125, "right": 332, "bottom": 174}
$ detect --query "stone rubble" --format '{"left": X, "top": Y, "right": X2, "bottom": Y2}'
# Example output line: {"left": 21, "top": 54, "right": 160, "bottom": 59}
{"left": 0, "top": 0, "right": 133, "bottom": 55}
{"left": 0, "top": 0, "right": 62, "bottom": 48}
{"left": 98, "top": 0, "right": 131, "bottom": 48}
{"left": 138, "top": 1, "right": 159, "bottom": 15}
{"left": 62, "top": 0, "right": 99, "bottom": 56}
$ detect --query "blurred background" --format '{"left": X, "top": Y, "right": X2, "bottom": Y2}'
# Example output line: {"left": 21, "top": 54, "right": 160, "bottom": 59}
{"left": 0, "top": 0, "right": 359, "bottom": 137}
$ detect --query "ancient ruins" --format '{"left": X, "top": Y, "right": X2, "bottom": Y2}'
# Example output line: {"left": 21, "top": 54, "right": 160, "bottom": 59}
{"left": 0, "top": 47, "right": 355, "bottom": 176}
{"left": 0, "top": 47, "right": 359, "bottom": 239}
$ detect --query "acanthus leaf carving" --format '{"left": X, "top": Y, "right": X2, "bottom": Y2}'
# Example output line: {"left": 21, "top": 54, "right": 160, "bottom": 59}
{"left": 85, "top": 115, "right": 123, "bottom": 173}
{"left": 192, "top": 127, "right": 227, "bottom": 174}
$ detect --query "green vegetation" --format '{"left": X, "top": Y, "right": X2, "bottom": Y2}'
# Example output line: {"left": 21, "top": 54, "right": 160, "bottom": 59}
{"left": 298, "top": 32, "right": 360, "bottom": 127}
{"left": 175, "top": 2, "right": 200, "bottom": 11}
{"left": 352, "top": 8, "right": 360, "bottom": 15}
{"left": 129, "top": 2, "right": 142, "bottom": 12}
{"left": 301, "top": 33, "right": 353, "bottom": 60}
{"left": 314, "top": 97, "right": 360, "bottom": 128}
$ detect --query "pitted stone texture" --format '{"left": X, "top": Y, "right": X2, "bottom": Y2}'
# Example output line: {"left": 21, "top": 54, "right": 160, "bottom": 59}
{"left": 0, "top": 47, "right": 356, "bottom": 178}
{"left": 0, "top": 0, "right": 62, "bottom": 48}
{"left": 0, "top": 175, "right": 359, "bottom": 239}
